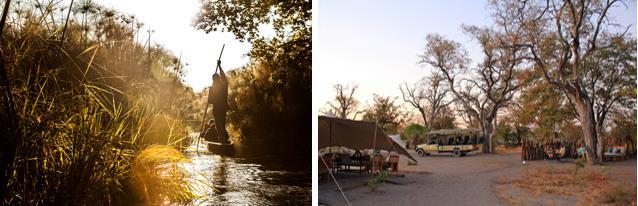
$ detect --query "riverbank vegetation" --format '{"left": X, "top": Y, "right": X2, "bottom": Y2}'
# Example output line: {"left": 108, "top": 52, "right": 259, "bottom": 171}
{"left": 0, "top": 0, "right": 197, "bottom": 204}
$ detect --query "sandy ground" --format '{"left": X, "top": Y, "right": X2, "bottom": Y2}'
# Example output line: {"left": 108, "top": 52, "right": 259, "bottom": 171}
{"left": 319, "top": 151, "right": 636, "bottom": 206}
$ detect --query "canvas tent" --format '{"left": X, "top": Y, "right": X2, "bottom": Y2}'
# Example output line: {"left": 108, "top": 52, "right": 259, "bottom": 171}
{"left": 389, "top": 135, "right": 406, "bottom": 149}
{"left": 318, "top": 116, "right": 417, "bottom": 162}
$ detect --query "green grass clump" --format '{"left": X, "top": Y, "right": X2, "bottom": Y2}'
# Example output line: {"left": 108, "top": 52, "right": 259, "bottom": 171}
{"left": 367, "top": 171, "right": 389, "bottom": 192}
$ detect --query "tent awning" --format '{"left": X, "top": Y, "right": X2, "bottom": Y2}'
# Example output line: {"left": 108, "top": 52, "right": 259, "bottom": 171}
{"left": 318, "top": 116, "right": 417, "bottom": 162}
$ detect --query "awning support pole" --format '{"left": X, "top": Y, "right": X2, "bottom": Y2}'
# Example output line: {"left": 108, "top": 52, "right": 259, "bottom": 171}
{"left": 373, "top": 120, "right": 377, "bottom": 151}
{"left": 329, "top": 120, "right": 332, "bottom": 154}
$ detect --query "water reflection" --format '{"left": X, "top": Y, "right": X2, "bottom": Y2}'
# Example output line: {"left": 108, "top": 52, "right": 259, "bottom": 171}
{"left": 181, "top": 133, "right": 310, "bottom": 205}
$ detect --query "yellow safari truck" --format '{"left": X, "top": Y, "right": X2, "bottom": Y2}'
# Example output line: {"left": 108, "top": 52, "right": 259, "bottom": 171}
{"left": 416, "top": 128, "right": 482, "bottom": 157}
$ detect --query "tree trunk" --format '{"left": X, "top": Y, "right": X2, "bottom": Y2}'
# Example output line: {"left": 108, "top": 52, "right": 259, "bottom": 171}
{"left": 573, "top": 96, "right": 600, "bottom": 164}
{"left": 340, "top": 108, "right": 347, "bottom": 119}
{"left": 596, "top": 122, "right": 605, "bottom": 162}
{"left": 480, "top": 120, "right": 494, "bottom": 153}
{"left": 491, "top": 115, "right": 497, "bottom": 153}
{"left": 419, "top": 108, "right": 430, "bottom": 130}
{"left": 521, "top": 137, "right": 526, "bottom": 160}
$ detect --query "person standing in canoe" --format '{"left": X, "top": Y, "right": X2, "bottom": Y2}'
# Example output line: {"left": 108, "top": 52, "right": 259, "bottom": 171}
{"left": 208, "top": 59, "right": 230, "bottom": 144}
{"left": 202, "top": 119, "right": 218, "bottom": 142}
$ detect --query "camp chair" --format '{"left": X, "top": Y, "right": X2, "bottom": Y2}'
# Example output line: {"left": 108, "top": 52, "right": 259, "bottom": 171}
{"left": 332, "top": 153, "right": 342, "bottom": 173}
{"left": 388, "top": 155, "right": 399, "bottom": 175}
{"left": 351, "top": 150, "right": 367, "bottom": 174}
{"left": 371, "top": 154, "right": 384, "bottom": 174}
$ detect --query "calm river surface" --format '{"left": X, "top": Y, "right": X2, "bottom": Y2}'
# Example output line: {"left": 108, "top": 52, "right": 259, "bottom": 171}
{"left": 180, "top": 133, "right": 311, "bottom": 205}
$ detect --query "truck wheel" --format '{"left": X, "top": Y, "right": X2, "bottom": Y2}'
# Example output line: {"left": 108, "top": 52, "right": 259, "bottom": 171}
{"left": 454, "top": 150, "right": 461, "bottom": 157}
{"left": 417, "top": 149, "right": 425, "bottom": 156}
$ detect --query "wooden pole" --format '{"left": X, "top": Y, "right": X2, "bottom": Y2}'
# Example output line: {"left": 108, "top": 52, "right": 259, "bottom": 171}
{"left": 214, "top": 44, "right": 225, "bottom": 74}
{"left": 196, "top": 103, "right": 209, "bottom": 155}
{"left": 373, "top": 120, "right": 378, "bottom": 151}
{"left": 329, "top": 119, "right": 332, "bottom": 154}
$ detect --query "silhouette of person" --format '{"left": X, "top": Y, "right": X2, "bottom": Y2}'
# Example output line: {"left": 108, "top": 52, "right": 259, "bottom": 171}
{"left": 203, "top": 119, "right": 218, "bottom": 142}
{"left": 209, "top": 60, "right": 229, "bottom": 144}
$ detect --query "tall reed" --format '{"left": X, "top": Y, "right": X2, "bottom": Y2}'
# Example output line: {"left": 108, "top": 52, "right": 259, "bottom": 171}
{"left": 0, "top": 0, "right": 197, "bottom": 204}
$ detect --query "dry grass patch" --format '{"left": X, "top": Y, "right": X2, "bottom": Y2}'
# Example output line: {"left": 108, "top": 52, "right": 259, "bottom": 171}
{"left": 512, "top": 166, "right": 636, "bottom": 206}
{"left": 579, "top": 184, "right": 637, "bottom": 206}
{"left": 514, "top": 167, "right": 601, "bottom": 196}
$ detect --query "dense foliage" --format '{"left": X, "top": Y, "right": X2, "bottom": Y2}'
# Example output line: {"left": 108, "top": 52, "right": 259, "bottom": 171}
{"left": 402, "top": 123, "right": 427, "bottom": 148}
{"left": 0, "top": 1, "right": 196, "bottom": 204}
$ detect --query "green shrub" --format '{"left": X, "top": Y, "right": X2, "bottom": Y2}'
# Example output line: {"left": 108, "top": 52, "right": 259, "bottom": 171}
{"left": 367, "top": 171, "right": 389, "bottom": 192}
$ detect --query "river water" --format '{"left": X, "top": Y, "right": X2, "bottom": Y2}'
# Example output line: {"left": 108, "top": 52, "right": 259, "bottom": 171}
{"left": 180, "top": 133, "right": 311, "bottom": 205}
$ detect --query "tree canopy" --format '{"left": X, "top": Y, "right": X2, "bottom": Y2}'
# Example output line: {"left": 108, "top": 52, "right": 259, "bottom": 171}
{"left": 362, "top": 94, "right": 408, "bottom": 134}
{"left": 489, "top": 0, "right": 636, "bottom": 164}
{"left": 195, "top": 0, "right": 311, "bottom": 42}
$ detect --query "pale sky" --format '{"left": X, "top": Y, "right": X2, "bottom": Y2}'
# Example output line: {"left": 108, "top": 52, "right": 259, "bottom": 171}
{"left": 95, "top": 0, "right": 253, "bottom": 92}
{"left": 315, "top": 0, "right": 637, "bottom": 118}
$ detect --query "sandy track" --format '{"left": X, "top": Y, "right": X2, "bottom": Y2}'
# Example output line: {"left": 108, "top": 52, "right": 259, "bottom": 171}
{"left": 319, "top": 151, "right": 636, "bottom": 206}
{"left": 320, "top": 152, "right": 522, "bottom": 206}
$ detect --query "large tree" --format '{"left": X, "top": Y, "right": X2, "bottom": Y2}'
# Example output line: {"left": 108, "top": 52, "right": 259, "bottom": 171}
{"left": 421, "top": 27, "right": 525, "bottom": 153}
{"left": 399, "top": 73, "right": 453, "bottom": 130}
{"left": 362, "top": 94, "right": 407, "bottom": 134}
{"left": 326, "top": 83, "right": 362, "bottom": 119}
{"left": 492, "top": 0, "right": 636, "bottom": 164}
